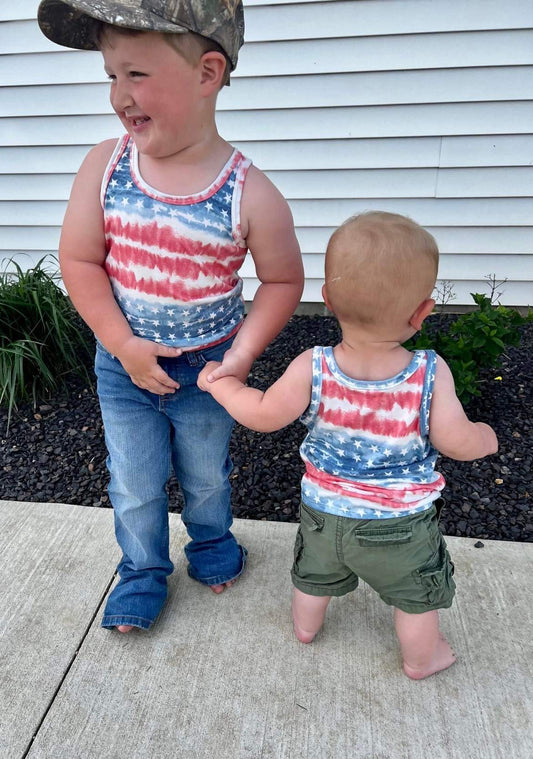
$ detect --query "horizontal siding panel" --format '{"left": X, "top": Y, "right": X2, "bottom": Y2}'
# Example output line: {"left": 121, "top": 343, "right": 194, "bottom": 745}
{"left": 3, "top": 225, "right": 533, "bottom": 259}
{"left": 0, "top": 226, "right": 61, "bottom": 249}
{"left": 0, "top": 146, "right": 92, "bottom": 174}
{"left": 0, "top": 168, "right": 442, "bottom": 201}
{"left": 295, "top": 227, "right": 533, "bottom": 256}
{"left": 288, "top": 198, "right": 533, "bottom": 227}
{"left": 237, "top": 32, "right": 533, "bottom": 77}
{"left": 240, "top": 253, "right": 533, "bottom": 283}
{"left": 0, "top": 1, "right": 40, "bottom": 21}
{"left": 5, "top": 2, "right": 533, "bottom": 51}
{"left": 0, "top": 202, "right": 66, "bottom": 226}
{"left": 2, "top": 166, "right": 532, "bottom": 201}
{"left": 4, "top": 67, "right": 532, "bottom": 117}
{"left": 436, "top": 168, "right": 533, "bottom": 198}
{"left": 440, "top": 136, "right": 533, "bottom": 167}
{"left": 2, "top": 103, "right": 532, "bottom": 146}
{"left": 0, "top": 139, "right": 441, "bottom": 173}
{"left": 3, "top": 30, "right": 533, "bottom": 86}
{"left": 221, "top": 66, "right": 532, "bottom": 109}
{"left": 0, "top": 251, "right": 58, "bottom": 269}
{"left": 274, "top": 168, "right": 533, "bottom": 200}
{"left": 244, "top": 0, "right": 533, "bottom": 39}
{"left": 242, "top": 278, "right": 532, "bottom": 307}
{"left": 242, "top": 0, "right": 533, "bottom": 35}
{"left": 1, "top": 197, "right": 531, "bottom": 230}
{"left": 3, "top": 137, "right": 532, "bottom": 173}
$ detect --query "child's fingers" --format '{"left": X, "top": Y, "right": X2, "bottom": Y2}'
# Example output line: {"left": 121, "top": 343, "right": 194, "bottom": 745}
{"left": 155, "top": 344, "right": 183, "bottom": 357}
{"left": 204, "top": 361, "right": 228, "bottom": 382}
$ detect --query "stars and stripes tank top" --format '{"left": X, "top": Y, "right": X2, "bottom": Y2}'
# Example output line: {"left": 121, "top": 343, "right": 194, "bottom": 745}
{"left": 100, "top": 135, "right": 252, "bottom": 349}
{"left": 299, "top": 347, "right": 445, "bottom": 519}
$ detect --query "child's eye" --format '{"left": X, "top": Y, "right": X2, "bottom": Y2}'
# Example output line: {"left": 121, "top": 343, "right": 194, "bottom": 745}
{"left": 129, "top": 71, "right": 146, "bottom": 78}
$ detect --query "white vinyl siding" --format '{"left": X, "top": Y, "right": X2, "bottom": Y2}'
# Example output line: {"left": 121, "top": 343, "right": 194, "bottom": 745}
{"left": 1, "top": 0, "right": 532, "bottom": 307}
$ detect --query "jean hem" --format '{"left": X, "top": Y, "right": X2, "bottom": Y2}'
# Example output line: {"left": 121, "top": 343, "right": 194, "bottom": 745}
{"left": 187, "top": 545, "right": 248, "bottom": 586}
{"left": 101, "top": 614, "right": 154, "bottom": 630}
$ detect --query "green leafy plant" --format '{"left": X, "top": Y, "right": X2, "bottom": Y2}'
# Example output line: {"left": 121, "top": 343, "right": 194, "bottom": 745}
{"left": 406, "top": 284, "right": 532, "bottom": 405}
{"left": 0, "top": 256, "right": 94, "bottom": 428}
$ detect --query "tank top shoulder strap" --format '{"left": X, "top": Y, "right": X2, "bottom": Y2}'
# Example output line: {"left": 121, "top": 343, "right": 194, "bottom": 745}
{"left": 419, "top": 349, "right": 438, "bottom": 437}
{"left": 100, "top": 134, "right": 130, "bottom": 208}
{"left": 230, "top": 151, "right": 253, "bottom": 247}
{"left": 300, "top": 346, "right": 325, "bottom": 428}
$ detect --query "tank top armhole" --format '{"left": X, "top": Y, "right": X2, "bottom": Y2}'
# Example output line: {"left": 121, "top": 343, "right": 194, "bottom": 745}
{"left": 99, "top": 135, "right": 129, "bottom": 209}
{"left": 231, "top": 154, "right": 253, "bottom": 247}
{"left": 419, "top": 349, "right": 438, "bottom": 438}
{"left": 299, "top": 346, "right": 324, "bottom": 428}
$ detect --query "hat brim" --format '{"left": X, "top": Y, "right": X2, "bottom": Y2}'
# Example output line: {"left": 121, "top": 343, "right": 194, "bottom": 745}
{"left": 38, "top": 0, "right": 188, "bottom": 51}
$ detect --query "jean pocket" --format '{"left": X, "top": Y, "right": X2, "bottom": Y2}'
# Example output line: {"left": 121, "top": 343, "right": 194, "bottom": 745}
{"left": 417, "top": 542, "right": 455, "bottom": 606}
{"left": 357, "top": 526, "right": 413, "bottom": 547}
{"left": 300, "top": 502, "right": 325, "bottom": 532}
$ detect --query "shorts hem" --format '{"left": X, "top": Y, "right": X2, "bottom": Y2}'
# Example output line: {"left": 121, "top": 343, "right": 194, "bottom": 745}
{"left": 383, "top": 596, "right": 455, "bottom": 614}
{"left": 291, "top": 571, "right": 358, "bottom": 597}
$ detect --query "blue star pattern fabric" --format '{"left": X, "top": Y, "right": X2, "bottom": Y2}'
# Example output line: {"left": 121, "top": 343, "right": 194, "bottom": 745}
{"left": 299, "top": 347, "right": 444, "bottom": 519}
{"left": 101, "top": 135, "right": 252, "bottom": 349}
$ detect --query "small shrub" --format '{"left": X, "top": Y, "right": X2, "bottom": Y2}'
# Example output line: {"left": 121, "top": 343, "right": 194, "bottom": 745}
{"left": 406, "top": 291, "right": 532, "bottom": 404}
{"left": 0, "top": 256, "right": 94, "bottom": 427}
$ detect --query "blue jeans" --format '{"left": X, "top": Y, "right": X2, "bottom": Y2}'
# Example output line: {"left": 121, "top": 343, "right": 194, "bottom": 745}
{"left": 95, "top": 337, "right": 247, "bottom": 630}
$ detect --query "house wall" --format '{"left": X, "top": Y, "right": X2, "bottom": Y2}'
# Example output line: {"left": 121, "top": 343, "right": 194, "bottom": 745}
{"left": 1, "top": 0, "right": 532, "bottom": 307}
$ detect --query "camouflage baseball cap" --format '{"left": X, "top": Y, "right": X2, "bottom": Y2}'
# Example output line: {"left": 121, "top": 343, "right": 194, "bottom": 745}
{"left": 37, "top": 0, "right": 245, "bottom": 70}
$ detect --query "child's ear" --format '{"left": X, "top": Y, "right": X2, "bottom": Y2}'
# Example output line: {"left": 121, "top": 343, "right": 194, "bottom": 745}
{"left": 321, "top": 283, "right": 333, "bottom": 313}
{"left": 409, "top": 298, "right": 435, "bottom": 331}
{"left": 199, "top": 51, "right": 227, "bottom": 91}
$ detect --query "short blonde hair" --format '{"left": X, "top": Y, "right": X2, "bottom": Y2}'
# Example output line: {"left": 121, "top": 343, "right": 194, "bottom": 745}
{"left": 325, "top": 211, "right": 439, "bottom": 329}
{"left": 94, "top": 23, "right": 231, "bottom": 87}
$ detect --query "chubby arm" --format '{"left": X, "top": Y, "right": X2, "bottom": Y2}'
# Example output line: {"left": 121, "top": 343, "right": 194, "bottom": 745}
{"left": 429, "top": 355, "right": 498, "bottom": 460}
{"left": 206, "top": 166, "right": 304, "bottom": 382}
{"left": 60, "top": 140, "right": 181, "bottom": 394}
{"left": 198, "top": 349, "right": 313, "bottom": 432}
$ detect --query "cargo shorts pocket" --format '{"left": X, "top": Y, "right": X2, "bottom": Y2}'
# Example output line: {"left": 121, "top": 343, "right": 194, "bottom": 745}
{"left": 356, "top": 526, "right": 413, "bottom": 547}
{"left": 417, "top": 541, "right": 456, "bottom": 607}
{"left": 300, "top": 502, "right": 325, "bottom": 532}
{"left": 294, "top": 503, "right": 325, "bottom": 565}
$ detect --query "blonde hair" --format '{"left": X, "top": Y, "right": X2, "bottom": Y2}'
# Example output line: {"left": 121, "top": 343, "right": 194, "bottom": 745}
{"left": 325, "top": 211, "right": 439, "bottom": 329}
{"left": 94, "top": 23, "right": 231, "bottom": 87}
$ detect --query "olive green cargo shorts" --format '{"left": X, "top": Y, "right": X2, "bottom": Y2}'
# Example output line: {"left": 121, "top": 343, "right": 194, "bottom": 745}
{"left": 291, "top": 501, "right": 455, "bottom": 613}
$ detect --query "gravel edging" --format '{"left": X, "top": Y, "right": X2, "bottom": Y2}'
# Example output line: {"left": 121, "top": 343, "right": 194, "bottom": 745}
{"left": 1, "top": 315, "right": 532, "bottom": 542}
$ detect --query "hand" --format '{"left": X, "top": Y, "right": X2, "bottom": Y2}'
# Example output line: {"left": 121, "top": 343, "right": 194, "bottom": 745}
{"left": 197, "top": 361, "right": 221, "bottom": 392}
{"left": 115, "top": 336, "right": 182, "bottom": 394}
{"left": 205, "top": 346, "right": 255, "bottom": 383}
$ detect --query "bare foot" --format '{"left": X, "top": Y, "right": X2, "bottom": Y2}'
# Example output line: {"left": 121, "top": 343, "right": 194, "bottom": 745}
{"left": 116, "top": 625, "right": 134, "bottom": 634}
{"left": 210, "top": 580, "right": 236, "bottom": 594}
{"left": 293, "top": 622, "right": 317, "bottom": 644}
{"left": 403, "top": 635, "right": 456, "bottom": 680}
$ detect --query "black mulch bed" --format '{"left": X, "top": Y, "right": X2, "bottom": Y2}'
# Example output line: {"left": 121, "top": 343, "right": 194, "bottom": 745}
{"left": 1, "top": 315, "right": 532, "bottom": 542}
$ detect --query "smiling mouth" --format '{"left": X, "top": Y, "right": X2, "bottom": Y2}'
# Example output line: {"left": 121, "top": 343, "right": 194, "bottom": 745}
{"left": 130, "top": 116, "right": 150, "bottom": 126}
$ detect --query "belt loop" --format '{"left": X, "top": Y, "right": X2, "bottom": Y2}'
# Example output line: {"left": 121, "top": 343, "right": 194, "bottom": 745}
{"left": 186, "top": 349, "right": 200, "bottom": 366}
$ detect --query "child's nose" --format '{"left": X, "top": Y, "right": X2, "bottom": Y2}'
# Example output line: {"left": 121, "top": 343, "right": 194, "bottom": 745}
{"left": 111, "top": 80, "right": 133, "bottom": 111}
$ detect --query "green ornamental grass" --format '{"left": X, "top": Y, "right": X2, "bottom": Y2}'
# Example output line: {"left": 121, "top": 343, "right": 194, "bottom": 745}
{"left": 0, "top": 256, "right": 93, "bottom": 428}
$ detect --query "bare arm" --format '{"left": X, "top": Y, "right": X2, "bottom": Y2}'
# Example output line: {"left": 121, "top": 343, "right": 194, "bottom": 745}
{"left": 60, "top": 140, "right": 181, "bottom": 394}
{"left": 429, "top": 355, "right": 498, "bottom": 460}
{"left": 198, "top": 350, "right": 313, "bottom": 432}
{"left": 206, "top": 166, "right": 304, "bottom": 382}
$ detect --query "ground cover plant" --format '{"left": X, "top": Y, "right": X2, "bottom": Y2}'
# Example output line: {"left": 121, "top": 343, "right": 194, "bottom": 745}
{"left": 0, "top": 257, "right": 93, "bottom": 428}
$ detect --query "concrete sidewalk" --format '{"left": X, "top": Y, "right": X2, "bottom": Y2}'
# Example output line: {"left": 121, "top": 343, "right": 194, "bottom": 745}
{"left": 1, "top": 499, "right": 532, "bottom": 759}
